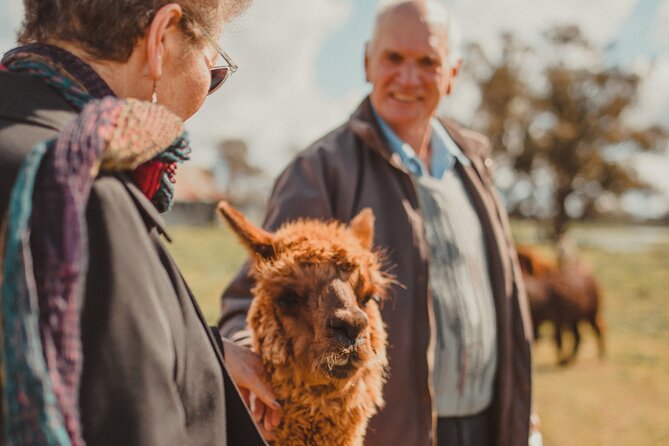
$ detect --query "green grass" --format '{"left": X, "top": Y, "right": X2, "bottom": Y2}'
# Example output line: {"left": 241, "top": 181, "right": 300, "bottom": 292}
{"left": 513, "top": 221, "right": 669, "bottom": 446}
{"left": 168, "top": 221, "right": 669, "bottom": 446}
{"left": 166, "top": 224, "right": 247, "bottom": 323}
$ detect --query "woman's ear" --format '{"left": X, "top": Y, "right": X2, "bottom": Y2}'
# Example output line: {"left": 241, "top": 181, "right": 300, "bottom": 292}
{"left": 145, "top": 3, "right": 184, "bottom": 80}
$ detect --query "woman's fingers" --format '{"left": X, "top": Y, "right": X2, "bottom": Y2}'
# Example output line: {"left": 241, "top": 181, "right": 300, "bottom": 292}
{"left": 222, "top": 339, "right": 280, "bottom": 408}
{"left": 239, "top": 387, "right": 251, "bottom": 408}
{"left": 251, "top": 393, "right": 264, "bottom": 421}
{"left": 249, "top": 366, "right": 281, "bottom": 410}
{"left": 263, "top": 410, "right": 274, "bottom": 434}
{"left": 249, "top": 393, "right": 277, "bottom": 441}
{"left": 270, "top": 405, "right": 282, "bottom": 427}
{"left": 221, "top": 337, "right": 282, "bottom": 437}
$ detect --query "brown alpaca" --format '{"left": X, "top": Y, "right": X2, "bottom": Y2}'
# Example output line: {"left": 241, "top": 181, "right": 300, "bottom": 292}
{"left": 218, "top": 202, "right": 391, "bottom": 446}
{"left": 516, "top": 244, "right": 606, "bottom": 365}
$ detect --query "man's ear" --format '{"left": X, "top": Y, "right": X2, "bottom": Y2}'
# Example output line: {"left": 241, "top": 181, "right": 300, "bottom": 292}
{"left": 452, "top": 58, "right": 462, "bottom": 78}
{"left": 349, "top": 208, "right": 375, "bottom": 250}
{"left": 217, "top": 201, "right": 276, "bottom": 260}
{"left": 445, "top": 58, "right": 462, "bottom": 95}
{"left": 364, "top": 43, "right": 371, "bottom": 83}
{"left": 145, "top": 3, "right": 184, "bottom": 80}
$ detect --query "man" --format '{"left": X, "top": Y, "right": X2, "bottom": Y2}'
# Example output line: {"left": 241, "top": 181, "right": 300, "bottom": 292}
{"left": 220, "top": 1, "right": 533, "bottom": 445}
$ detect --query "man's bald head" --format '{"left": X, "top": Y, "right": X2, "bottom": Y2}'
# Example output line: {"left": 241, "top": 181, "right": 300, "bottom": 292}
{"left": 363, "top": 0, "right": 462, "bottom": 143}
{"left": 368, "top": 0, "right": 461, "bottom": 66}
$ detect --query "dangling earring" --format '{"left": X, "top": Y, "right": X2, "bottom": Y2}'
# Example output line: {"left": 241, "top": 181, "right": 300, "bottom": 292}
{"left": 151, "top": 81, "right": 158, "bottom": 104}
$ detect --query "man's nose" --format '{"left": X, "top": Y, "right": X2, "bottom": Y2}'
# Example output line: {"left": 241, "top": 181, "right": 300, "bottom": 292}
{"left": 396, "top": 62, "right": 420, "bottom": 86}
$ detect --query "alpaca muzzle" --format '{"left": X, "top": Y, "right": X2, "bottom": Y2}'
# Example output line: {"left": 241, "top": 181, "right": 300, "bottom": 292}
{"left": 319, "top": 335, "right": 371, "bottom": 379}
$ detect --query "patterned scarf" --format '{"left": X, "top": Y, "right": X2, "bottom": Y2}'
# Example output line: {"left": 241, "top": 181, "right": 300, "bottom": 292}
{"left": 1, "top": 44, "right": 191, "bottom": 212}
{"left": 1, "top": 46, "right": 189, "bottom": 446}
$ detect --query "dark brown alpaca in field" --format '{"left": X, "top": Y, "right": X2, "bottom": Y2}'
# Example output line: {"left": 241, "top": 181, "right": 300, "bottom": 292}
{"left": 218, "top": 202, "right": 391, "bottom": 446}
{"left": 516, "top": 244, "right": 606, "bottom": 365}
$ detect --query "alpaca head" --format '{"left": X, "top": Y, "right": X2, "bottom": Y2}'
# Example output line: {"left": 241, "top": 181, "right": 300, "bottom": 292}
{"left": 218, "top": 202, "right": 391, "bottom": 385}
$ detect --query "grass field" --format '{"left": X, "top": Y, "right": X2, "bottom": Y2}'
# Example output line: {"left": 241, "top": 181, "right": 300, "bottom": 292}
{"left": 167, "top": 221, "right": 669, "bottom": 446}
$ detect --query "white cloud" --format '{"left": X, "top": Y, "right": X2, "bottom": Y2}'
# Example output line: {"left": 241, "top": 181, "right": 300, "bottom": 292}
{"left": 187, "top": 0, "right": 361, "bottom": 173}
{"left": 436, "top": 0, "right": 642, "bottom": 123}
{"left": 653, "top": 1, "right": 669, "bottom": 48}
{"left": 634, "top": 150, "right": 669, "bottom": 195}
{"left": 627, "top": 59, "right": 669, "bottom": 128}
{"left": 449, "top": 0, "right": 637, "bottom": 57}
{"left": 0, "top": 0, "right": 23, "bottom": 49}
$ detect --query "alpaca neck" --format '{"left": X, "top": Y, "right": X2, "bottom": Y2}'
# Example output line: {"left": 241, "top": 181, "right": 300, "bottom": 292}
{"left": 270, "top": 359, "right": 371, "bottom": 400}
{"left": 268, "top": 361, "right": 375, "bottom": 446}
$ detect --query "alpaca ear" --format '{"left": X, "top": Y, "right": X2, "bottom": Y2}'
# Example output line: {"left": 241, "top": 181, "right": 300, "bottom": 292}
{"left": 349, "top": 208, "right": 375, "bottom": 249}
{"left": 217, "top": 201, "right": 275, "bottom": 259}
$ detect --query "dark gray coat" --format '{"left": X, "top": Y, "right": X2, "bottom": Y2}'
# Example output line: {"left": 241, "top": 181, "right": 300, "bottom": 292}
{"left": 0, "top": 70, "right": 263, "bottom": 446}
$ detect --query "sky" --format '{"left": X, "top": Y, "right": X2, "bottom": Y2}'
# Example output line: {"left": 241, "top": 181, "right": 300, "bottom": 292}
{"left": 1, "top": 0, "right": 668, "bottom": 215}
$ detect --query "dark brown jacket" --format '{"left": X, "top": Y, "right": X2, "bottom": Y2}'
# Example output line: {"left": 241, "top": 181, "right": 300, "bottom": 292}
{"left": 0, "top": 70, "right": 264, "bottom": 446}
{"left": 220, "top": 98, "right": 533, "bottom": 446}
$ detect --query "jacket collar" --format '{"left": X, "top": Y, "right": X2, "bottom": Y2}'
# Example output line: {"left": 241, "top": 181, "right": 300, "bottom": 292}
{"left": 348, "top": 98, "right": 394, "bottom": 158}
{"left": 116, "top": 173, "right": 173, "bottom": 242}
{"left": 0, "top": 71, "right": 77, "bottom": 131}
{"left": 347, "top": 96, "right": 489, "bottom": 170}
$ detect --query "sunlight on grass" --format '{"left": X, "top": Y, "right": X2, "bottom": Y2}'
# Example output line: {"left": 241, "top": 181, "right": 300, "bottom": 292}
{"left": 167, "top": 224, "right": 247, "bottom": 323}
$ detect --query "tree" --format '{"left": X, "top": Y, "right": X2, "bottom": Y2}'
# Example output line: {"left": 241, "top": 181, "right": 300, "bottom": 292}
{"left": 468, "top": 26, "right": 667, "bottom": 236}
{"left": 216, "top": 139, "right": 268, "bottom": 213}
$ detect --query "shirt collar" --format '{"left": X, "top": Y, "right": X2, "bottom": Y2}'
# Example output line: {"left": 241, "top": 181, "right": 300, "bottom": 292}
{"left": 371, "top": 105, "right": 470, "bottom": 178}
{"left": 430, "top": 115, "right": 471, "bottom": 178}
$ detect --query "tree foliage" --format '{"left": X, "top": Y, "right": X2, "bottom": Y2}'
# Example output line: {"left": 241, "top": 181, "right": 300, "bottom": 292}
{"left": 217, "top": 139, "right": 268, "bottom": 209}
{"left": 468, "top": 26, "right": 667, "bottom": 236}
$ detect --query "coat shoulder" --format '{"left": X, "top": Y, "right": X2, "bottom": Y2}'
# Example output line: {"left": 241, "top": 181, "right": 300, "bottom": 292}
{"left": 299, "top": 121, "right": 360, "bottom": 162}
{"left": 460, "top": 127, "right": 492, "bottom": 156}
{"left": 0, "top": 71, "right": 77, "bottom": 130}
{"left": 440, "top": 117, "right": 492, "bottom": 161}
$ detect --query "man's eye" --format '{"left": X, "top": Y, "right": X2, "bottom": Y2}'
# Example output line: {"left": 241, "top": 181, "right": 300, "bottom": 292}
{"left": 419, "top": 57, "right": 438, "bottom": 68}
{"left": 386, "top": 53, "right": 403, "bottom": 64}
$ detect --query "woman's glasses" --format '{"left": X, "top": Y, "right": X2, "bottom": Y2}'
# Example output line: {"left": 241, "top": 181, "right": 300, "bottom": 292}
{"left": 189, "top": 19, "right": 238, "bottom": 95}
{"left": 199, "top": 31, "right": 238, "bottom": 95}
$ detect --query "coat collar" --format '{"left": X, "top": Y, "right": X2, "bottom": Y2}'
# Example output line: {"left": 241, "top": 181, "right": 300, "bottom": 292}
{"left": 347, "top": 96, "right": 491, "bottom": 170}
{"left": 0, "top": 71, "right": 77, "bottom": 131}
{"left": 116, "top": 173, "right": 173, "bottom": 242}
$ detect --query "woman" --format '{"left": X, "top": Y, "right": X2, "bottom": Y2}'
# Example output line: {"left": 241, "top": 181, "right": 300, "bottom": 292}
{"left": 0, "top": 1, "right": 279, "bottom": 444}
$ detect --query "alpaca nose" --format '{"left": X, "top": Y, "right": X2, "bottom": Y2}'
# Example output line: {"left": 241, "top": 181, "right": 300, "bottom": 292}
{"left": 328, "top": 311, "right": 368, "bottom": 345}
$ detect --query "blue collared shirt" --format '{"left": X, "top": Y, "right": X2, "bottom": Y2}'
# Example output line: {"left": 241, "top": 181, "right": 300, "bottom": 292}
{"left": 372, "top": 107, "right": 470, "bottom": 178}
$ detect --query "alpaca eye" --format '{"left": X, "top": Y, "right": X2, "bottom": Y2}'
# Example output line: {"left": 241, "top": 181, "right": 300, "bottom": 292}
{"left": 277, "top": 291, "right": 300, "bottom": 308}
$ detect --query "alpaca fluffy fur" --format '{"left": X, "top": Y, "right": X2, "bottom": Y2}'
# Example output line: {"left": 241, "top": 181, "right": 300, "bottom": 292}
{"left": 218, "top": 203, "right": 391, "bottom": 446}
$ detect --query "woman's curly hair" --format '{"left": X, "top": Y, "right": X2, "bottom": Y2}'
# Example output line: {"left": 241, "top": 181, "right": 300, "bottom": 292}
{"left": 18, "top": 0, "right": 251, "bottom": 62}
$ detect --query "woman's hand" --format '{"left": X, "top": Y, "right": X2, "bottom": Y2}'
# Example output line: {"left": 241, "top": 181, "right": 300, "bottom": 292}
{"left": 221, "top": 338, "right": 281, "bottom": 440}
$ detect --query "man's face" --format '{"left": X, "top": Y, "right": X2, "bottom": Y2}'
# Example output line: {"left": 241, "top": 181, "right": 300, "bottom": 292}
{"left": 365, "top": 11, "right": 458, "bottom": 137}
